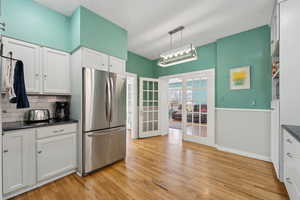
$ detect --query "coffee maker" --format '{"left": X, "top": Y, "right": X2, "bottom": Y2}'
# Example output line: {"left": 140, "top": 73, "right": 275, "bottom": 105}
{"left": 54, "top": 102, "right": 70, "bottom": 121}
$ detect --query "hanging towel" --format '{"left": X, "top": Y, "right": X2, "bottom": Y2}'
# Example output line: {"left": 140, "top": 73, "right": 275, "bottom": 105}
{"left": 3, "top": 58, "right": 16, "bottom": 101}
{"left": 10, "top": 60, "right": 30, "bottom": 109}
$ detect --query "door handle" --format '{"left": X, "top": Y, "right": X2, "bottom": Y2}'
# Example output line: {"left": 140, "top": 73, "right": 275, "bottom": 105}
{"left": 87, "top": 127, "right": 125, "bottom": 137}
{"left": 109, "top": 76, "right": 114, "bottom": 122}
{"left": 106, "top": 78, "right": 111, "bottom": 121}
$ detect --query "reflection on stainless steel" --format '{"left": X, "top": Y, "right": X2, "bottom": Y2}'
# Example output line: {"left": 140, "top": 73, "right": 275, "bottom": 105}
{"left": 83, "top": 68, "right": 110, "bottom": 132}
{"left": 82, "top": 68, "right": 126, "bottom": 175}
{"left": 24, "top": 109, "right": 50, "bottom": 122}
{"left": 84, "top": 127, "right": 126, "bottom": 173}
{"left": 109, "top": 72, "right": 126, "bottom": 127}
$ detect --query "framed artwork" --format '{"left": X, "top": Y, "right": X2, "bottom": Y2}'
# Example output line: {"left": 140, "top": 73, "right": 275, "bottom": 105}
{"left": 230, "top": 66, "right": 250, "bottom": 90}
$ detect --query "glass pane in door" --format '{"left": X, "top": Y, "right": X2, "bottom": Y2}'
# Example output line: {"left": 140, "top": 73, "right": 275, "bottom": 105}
{"left": 168, "top": 79, "right": 183, "bottom": 130}
{"left": 140, "top": 78, "right": 159, "bottom": 136}
{"left": 184, "top": 78, "right": 208, "bottom": 137}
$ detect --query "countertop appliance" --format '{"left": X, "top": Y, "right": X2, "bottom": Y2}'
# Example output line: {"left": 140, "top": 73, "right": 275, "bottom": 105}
{"left": 24, "top": 109, "right": 50, "bottom": 123}
{"left": 82, "top": 68, "right": 126, "bottom": 175}
{"left": 55, "top": 102, "right": 70, "bottom": 121}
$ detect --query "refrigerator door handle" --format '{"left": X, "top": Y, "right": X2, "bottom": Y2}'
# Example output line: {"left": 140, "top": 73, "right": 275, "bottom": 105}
{"left": 106, "top": 78, "right": 112, "bottom": 122}
{"left": 109, "top": 75, "right": 114, "bottom": 122}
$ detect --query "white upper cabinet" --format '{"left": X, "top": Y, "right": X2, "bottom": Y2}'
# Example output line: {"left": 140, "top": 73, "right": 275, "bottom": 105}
{"left": 2, "top": 130, "right": 36, "bottom": 194}
{"left": 79, "top": 47, "right": 126, "bottom": 74}
{"left": 42, "top": 48, "right": 71, "bottom": 94}
{"left": 82, "top": 48, "right": 109, "bottom": 71}
{"left": 109, "top": 56, "right": 126, "bottom": 75}
{"left": 1, "top": 37, "right": 71, "bottom": 95}
{"left": 2, "top": 37, "right": 41, "bottom": 93}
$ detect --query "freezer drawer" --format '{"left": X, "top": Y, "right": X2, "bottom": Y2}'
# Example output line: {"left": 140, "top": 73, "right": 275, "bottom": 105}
{"left": 84, "top": 127, "right": 126, "bottom": 174}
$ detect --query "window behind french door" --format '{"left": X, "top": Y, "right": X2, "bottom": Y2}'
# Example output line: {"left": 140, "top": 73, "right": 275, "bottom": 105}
{"left": 139, "top": 78, "right": 160, "bottom": 138}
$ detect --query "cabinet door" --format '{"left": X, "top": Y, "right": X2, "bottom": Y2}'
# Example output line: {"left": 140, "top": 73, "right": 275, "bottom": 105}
{"left": 2, "top": 37, "right": 41, "bottom": 93}
{"left": 3, "top": 130, "right": 36, "bottom": 194}
{"left": 42, "top": 48, "right": 71, "bottom": 94}
{"left": 109, "top": 56, "right": 126, "bottom": 75}
{"left": 271, "top": 100, "right": 280, "bottom": 178}
{"left": 37, "top": 134, "right": 76, "bottom": 182}
{"left": 82, "top": 48, "right": 109, "bottom": 71}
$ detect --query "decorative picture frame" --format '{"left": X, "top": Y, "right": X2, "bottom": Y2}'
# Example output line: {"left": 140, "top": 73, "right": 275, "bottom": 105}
{"left": 230, "top": 66, "right": 251, "bottom": 90}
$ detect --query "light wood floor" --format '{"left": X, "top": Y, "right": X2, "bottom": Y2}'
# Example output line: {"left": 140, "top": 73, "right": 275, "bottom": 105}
{"left": 13, "top": 133, "right": 288, "bottom": 200}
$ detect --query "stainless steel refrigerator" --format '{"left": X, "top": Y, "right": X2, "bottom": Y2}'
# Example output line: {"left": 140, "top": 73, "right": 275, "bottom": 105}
{"left": 82, "top": 67, "right": 126, "bottom": 175}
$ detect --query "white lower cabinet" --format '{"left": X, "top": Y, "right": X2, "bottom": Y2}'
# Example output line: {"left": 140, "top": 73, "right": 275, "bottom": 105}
{"left": 283, "top": 129, "right": 300, "bottom": 200}
{"left": 2, "top": 129, "right": 36, "bottom": 194}
{"left": 2, "top": 124, "right": 77, "bottom": 198}
{"left": 37, "top": 134, "right": 76, "bottom": 182}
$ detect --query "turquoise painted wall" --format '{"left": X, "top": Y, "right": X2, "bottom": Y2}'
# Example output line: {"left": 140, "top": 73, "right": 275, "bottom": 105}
{"left": 80, "top": 7, "right": 128, "bottom": 60}
{"left": 216, "top": 26, "right": 271, "bottom": 109}
{"left": 0, "top": 0, "right": 71, "bottom": 52}
{"left": 156, "top": 43, "right": 216, "bottom": 77}
{"left": 126, "top": 51, "right": 156, "bottom": 78}
{"left": 70, "top": 7, "right": 81, "bottom": 51}
{"left": 155, "top": 25, "right": 271, "bottom": 109}
{"left": 0, "top": 1, "right": 128, "bottom": 59}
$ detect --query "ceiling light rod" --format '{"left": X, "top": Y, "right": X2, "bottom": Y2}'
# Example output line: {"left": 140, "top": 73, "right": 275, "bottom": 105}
{"left": 168, "top": 26, "right": 185, "bottom": 35}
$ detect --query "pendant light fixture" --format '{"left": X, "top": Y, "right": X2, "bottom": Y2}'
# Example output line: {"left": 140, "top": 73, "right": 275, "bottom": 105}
{"left": 158, "top": 26, "right": 197, "bottom": 67}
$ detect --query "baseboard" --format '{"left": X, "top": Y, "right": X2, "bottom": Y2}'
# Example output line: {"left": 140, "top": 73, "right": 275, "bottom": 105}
{"left": 216, "top": 145, "right": 271, "bottom": 162}
{"left": 216, "top": 108, "right": 271, "bottom": 112}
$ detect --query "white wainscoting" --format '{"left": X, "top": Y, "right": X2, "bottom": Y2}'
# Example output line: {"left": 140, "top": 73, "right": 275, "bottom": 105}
{"left": 216, "top": 108, "right": 271, "bottom": 161}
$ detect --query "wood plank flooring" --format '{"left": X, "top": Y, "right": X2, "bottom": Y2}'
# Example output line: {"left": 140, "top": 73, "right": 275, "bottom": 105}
{"left": 13, "top": 133, "right": 288, "bottom": 200}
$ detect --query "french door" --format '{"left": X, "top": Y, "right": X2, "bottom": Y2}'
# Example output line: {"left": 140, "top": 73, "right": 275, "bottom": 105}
{"left": 182, "top": 72, "right": 215, "bottom": 146}
{"left": 166, "top": 69, "right": 215, "bottom": 146}
{"left": 139, "top": 78, "right": 160, "bottom": 138}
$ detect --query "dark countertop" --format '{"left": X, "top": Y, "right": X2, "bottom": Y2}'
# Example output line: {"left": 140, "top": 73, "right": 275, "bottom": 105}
{"left": 282, "top": 125, "right": 300, "bottom": 143}
{"left": 2, "top": 119, "right": 78, "bottom": 132}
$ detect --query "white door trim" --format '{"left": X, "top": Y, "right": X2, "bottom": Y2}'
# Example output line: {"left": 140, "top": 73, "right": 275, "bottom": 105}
{"left": 126, "top": 72, "right": 138, "bottom": 139}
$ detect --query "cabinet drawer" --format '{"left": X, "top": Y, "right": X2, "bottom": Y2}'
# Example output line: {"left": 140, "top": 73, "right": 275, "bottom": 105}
{"left": 37, "top": 124, "right": 77, "bottom": 139}
{"left": 284, "top": 131, "right": 300, "bottom": 157}
{"left": 285, "top": 158, "right": 300, "bottom": 200}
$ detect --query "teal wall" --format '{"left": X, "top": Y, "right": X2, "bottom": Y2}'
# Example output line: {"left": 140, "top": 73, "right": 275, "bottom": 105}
{"left": 126, "top": 51, "right": 157, "bottom": 78}
{"left": 216, "top": 26, "right": 271, "bottom": 109}
{"left": 0, "top": 1, "right": 128, "bottom": 59}
{"left": 80, "top": 7, "right": 128, "bottom": 60}
{"left": 156, "top": 25, "right": 271, "bottom": 109}
{"left": 70, "top": 7, "right": 81, "bottom": 51}
{"left": 156, "top": 43, "right": 216, "bottom": 77}
{"left": 0, "top": 0, "right": 71, "bottom": 52}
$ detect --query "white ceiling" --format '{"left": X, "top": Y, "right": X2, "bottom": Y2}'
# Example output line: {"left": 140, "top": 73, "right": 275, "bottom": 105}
{"left": 35, "top": 0, "right": 275, "bottom": 60}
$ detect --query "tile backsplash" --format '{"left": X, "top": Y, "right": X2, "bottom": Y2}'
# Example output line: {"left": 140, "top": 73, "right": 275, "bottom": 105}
{"left": 1, "top": 95, "right": 70, "bottom": 122}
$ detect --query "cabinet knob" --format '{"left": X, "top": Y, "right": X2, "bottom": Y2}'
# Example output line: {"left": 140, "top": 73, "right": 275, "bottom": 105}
{"left": 3, "top": 150, "right": 8, "bottom": 153}
{"left": 287, "top": 152, "right": 293, "bottom": 158}
{"left": 286, "top": 177, "right": 292, "bottom": 184}
{"left": 37, "top": 150, "right": 42, "bottom": 154}
{"left": 286, "top": 139, "right": 292, "bottom": 144}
